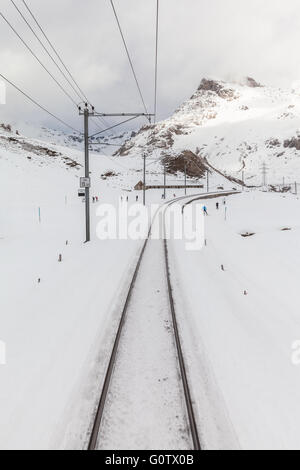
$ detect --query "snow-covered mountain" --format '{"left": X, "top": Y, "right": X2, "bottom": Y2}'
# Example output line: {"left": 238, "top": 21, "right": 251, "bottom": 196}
{"left": 0, "top": 119, "right": 131, "bottom": 155}
{"left": 115, "top": 77, "right": 300, "bottom": 186}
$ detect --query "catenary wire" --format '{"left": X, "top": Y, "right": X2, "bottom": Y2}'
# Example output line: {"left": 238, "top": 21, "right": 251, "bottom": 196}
{"left": 0, "top": 72, "right": 81, "bottom": 133}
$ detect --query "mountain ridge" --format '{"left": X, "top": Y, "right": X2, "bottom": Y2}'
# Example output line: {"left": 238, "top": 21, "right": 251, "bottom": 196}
{"left": 114, "top": 77, "right": 300, "bottom": 186}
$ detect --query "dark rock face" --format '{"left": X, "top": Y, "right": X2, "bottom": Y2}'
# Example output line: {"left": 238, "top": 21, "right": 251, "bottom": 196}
{"left": 162, "top": 150, "right": 208, "bottom": 178}
{"left": 266, "top": 138, "right": 281, "bottom": 148}
{"left": 0, "top": 123, "right": 12, "bottom": 132}
{"left": 198, "top": 79, "right": 224, "bottom": 94}
{"left": 197, "top": 79, "right": 236, "bottom": 100}
{"left": 245, "top": 77, "right": 263, "bottom": 88}
{"left": 284, "top": 137, "right": 300, "bottom": 150}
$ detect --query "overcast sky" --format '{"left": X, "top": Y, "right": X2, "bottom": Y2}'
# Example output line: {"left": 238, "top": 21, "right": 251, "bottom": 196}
{"left": 1, "top": 0, "right": 300, "bottom": 133}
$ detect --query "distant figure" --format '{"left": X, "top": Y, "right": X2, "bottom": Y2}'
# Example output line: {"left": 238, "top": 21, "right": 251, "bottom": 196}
{"left": 216, "top": 202, "right": 219, "bottom": 210}
{"left": 203, "top": 205, "right": 208, "bottom": 216}
{"left": 126, "top": 196, "right": 129, "bottom": 202}
{"left": 96, "top": 196, "right": 99, "bottom": 203}
{"left": 173, "top": 193, "right": 176, "bottom": 198}
{"left": 136, "top": 195, "right": 139, "bottom": 202}
{"left": 223, "top": 198, "right": 226, "bottom": 206}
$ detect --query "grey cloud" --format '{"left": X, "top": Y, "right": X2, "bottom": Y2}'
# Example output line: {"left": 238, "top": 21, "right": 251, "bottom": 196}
{"left": 0, "top": 0, "right": 300, "bottom": 133}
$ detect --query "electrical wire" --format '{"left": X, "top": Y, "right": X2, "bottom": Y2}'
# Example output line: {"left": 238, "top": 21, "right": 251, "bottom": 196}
{"left": 0, "top": 11, "right": 78, "bottom": 107}
{"left": 10, "top": 0, "right": 83, "bottom": 103}
{"left": 18, "top": 1, "right": 109, "bottom": 133}
{"left": 22, "top": 0, "right": 90, "bottom": 105}
{"left": 89, "top": 115, "right": 139, "bottom": 139}
{"left": 109, "top": 0, "right": 149, "bottom": 118}
{"left": 0, "top": 72, "right": 81, "bottom": 133}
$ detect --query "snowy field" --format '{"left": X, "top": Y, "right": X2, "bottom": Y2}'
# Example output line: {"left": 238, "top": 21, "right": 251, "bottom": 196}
{"left": 1, "top": 125, "right": 300, "bottom": 449}
{"left": 170, "top": 190, "right": 300, "bottom": 450}
{"left": 0, "top": 130, "right": 230, "bottom": 449}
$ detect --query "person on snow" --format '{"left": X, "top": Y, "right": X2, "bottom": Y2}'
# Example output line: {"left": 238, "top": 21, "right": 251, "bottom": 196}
{"left": 216, "top": 202, "right": 219, "bottom": 210}
{"left": 203, "top": 205, "right": 208, "bottom": 216}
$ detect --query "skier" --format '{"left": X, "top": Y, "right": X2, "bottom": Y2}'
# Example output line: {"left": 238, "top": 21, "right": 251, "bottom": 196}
{"left": 203, "top": 205, "right": 208, "bottom": 216}
{"left": 223, "top": 198, "right": 226, "bottom": 206}
{"left": 216, "top": 202, "right": 219, "bottom": 210}
{"left": 136, "top": 195, "right": 139, "bottom": 202}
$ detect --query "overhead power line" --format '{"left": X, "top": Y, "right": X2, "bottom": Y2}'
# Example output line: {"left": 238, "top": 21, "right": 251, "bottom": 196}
{"left": 21, "top": 0, "right": 90, "bottom": 105}
{"left": 89, "top": 115, "right": 139, "bottom": 139}
{"left": 10, "top": 0, "right": 83, "bottom": 103}
{"left": 0, "top": 11, "right": 78, "bottom": 107}
{"left": 109, "top": 0, "right": 149, "bottom": 118}
{"left": 0, "top": 72, "right": 81, "bottom": 133}
{"left": 17, "top": 1, "right": 107, "bottom": 134}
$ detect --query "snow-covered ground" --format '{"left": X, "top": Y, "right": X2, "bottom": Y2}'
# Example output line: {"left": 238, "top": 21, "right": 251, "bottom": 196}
{"left": 0, "top": 123, "right": 232, "bottom": 449}
{"left": 2, "top": 118, "right": 300, "bottom": 449}
{"left": 169, "top": 190, "right": 300, "bottom": 450}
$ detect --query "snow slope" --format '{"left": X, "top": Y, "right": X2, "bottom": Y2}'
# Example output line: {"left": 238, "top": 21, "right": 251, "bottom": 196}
{"left": 116, "top": 77, "right": 300, "bottom": 186}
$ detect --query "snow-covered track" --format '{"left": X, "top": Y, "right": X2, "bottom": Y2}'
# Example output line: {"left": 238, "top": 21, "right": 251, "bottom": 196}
{"left": 163, "top": 191, "right": 239, "bottom": 451}
{"left": 87, "top": 191, "right": 238, "bottom": 451}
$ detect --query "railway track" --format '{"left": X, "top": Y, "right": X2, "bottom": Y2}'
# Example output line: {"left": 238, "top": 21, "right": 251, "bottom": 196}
{"left": 87, "top": 191, "right": 238, "bottom": 451}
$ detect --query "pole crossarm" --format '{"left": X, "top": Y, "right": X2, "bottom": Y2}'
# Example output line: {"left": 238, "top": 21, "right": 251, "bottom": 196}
{"left": 93, "top": 113, "right": 155, "bottom": 118}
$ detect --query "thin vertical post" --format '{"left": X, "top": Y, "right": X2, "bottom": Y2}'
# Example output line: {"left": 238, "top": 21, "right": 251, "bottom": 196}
{"left": 164, "top": 164, "right": 166, "bottom": 199}
{"left": 207, "top": 170, "right": 209, "bottom": 193}
{"left": 143, "top": 154, "right": 146, "bottom": 206}
{"left": 184, "top": 161, "right": 187, "bottom": 196}
{"left": 84, "top": 107, "right": 90, "bottom": 242}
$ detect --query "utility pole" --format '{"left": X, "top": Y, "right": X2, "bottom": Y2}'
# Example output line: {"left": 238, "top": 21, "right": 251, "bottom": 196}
{"left": 84, "top": 107, "right": 90, "bottom": 242}
{"left": 242, "top": 171, "right": 245, "bottom": 191}
{"left": 184, "top": 161, "right": 187, "bottom": 196}
{"left": 164, "top": 164, "right": 166, "bottom": 199}
{"left": 295, "top": 182, "right": 298, "bottom": 195}
{"left": 207, "top": 170, "right": 209, "bottom": 193}
{"left": 79, "top": 103, "right": 95, "bottom": 243}
{"left": 261, "top": 162, "right": 268, "bottom": 188}
{"left": 143, "top": 154, "right": 146, "bottom": 206}
{"left": 78, "top": 109, "right": 154, "bottom": 242}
